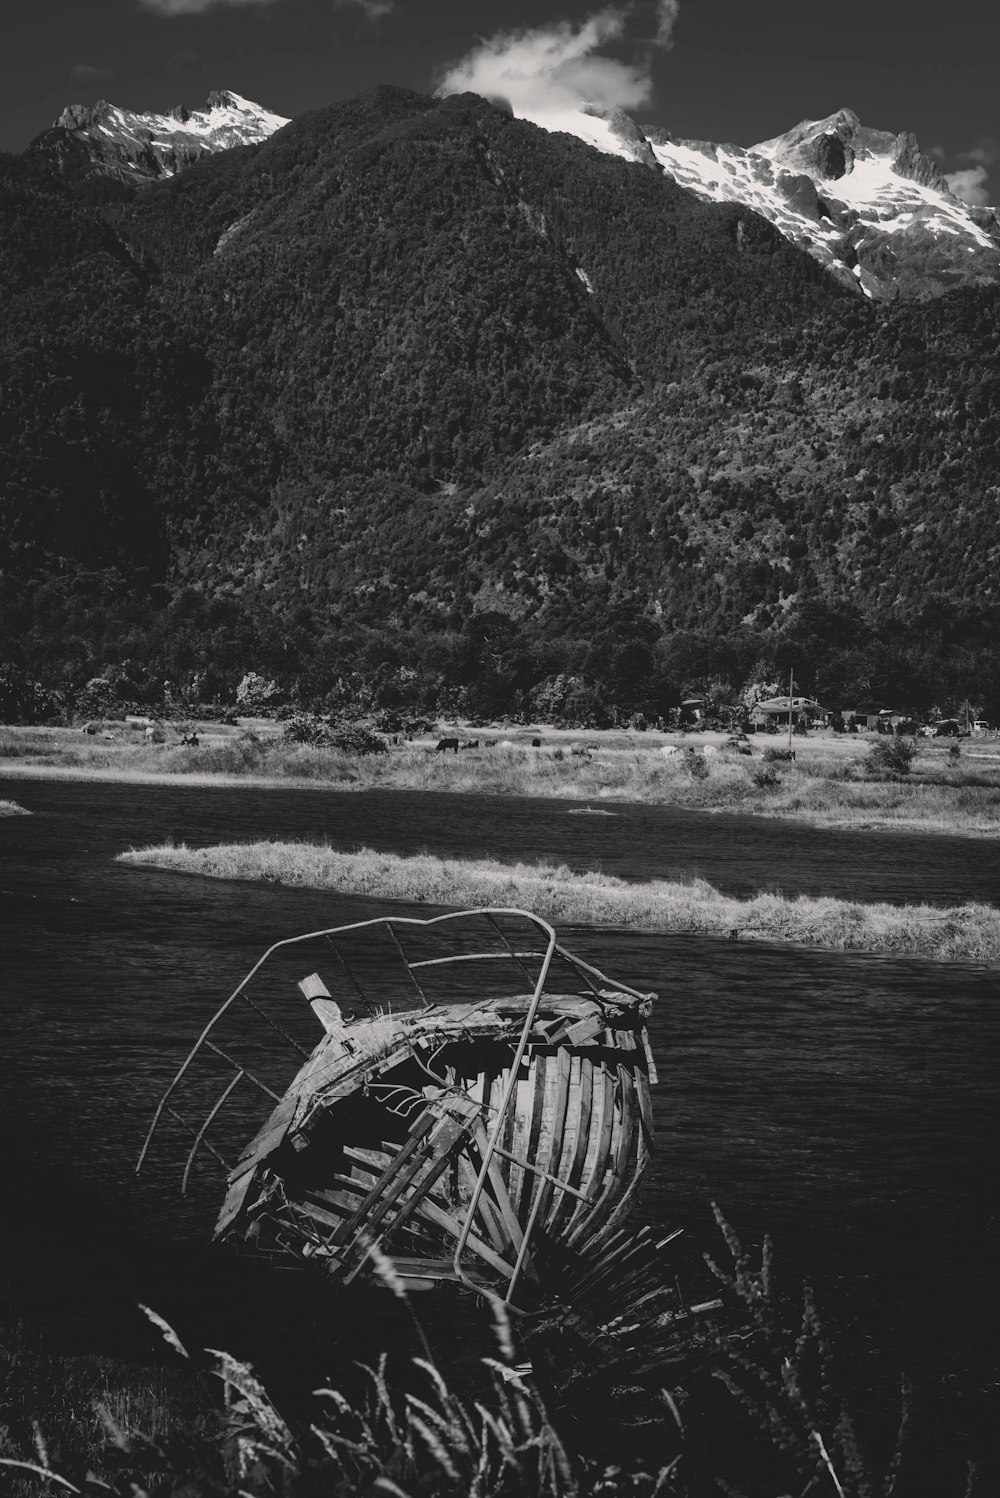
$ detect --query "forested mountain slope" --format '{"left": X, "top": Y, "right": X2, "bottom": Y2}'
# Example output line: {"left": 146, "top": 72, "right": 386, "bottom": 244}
{"left": 2, "top": 86, "right": 999, "bottom": 719}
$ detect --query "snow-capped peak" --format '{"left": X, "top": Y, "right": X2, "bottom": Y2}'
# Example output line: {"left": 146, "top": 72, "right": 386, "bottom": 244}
{"left": 38, "top": 90, "right": 289, "bottom": 183}
{"left": 518, "top": 99, "right": 1000, "bottom": 299}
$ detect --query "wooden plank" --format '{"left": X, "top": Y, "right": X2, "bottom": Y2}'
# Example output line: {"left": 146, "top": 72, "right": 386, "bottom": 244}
{"left": 521, "top": 1049, "right": 549, "bottom": 1224}
{"left": 542, "top": 1052, "right": 580, "bottom": 1237}
{"left": 232, "top": 1091, "right": 299, "bottom": 1168}
{"left": 214, "top": 1170, "right": 258, "bottom": 1237}
{"left": 333, "top": 1102, "right": 476, "bottom": 1254}
{"left": 292, "top": 1040, "right": 415, "bottom": 1123}
{"left": 500, "top": 1059, "right": 523, "bottom": 1204}
{"left": 570, "top": 1044, "right": 642, "bottom": 1257}
{"left": 455, "top": 1154, "right": 507, "bottom": 1252}
{"left": 640, "top": 1027, "right": 659, "bottom": 1086}
{"left": 328, "top": 1109, "right": 438, "bottom": 1247}
{"left": 390, "top": 1255, "right": 495, "bottom": 1287}
{"left": 592, "top": 1121, "right": 652, "bottom": 1246}
{"left": 564, "top": 1059, "right": 618, "bottom": 1248}
{"left": 470, "top": 1118, "right": 539, "bottom": 1283}
{"left": 413, "top": 1197, "right": 517, "bottom": 1280}
{"left": 536, "top": 1046, "right": 573, "bottom": 1236}
{"left": 343, "top": 1145, "right": 392, "bottom": 1172}
{"left": 359, "top": 1130, "right": 470, "bottom": 1260}
{"left": 548, "top": 1051, "right": 594, "bottom": 1239}
{"left": 634, "top": 1061, "right": 655, "bottom": 1153}
{"left": 507, "top": 1054, "right": 537, "bottom": 1221}
{"left": 296, "top": 1198, "right": 351, "bottom": 1231}
{"left": 490, "top": 1146, "right": 590, "bottom": 1201}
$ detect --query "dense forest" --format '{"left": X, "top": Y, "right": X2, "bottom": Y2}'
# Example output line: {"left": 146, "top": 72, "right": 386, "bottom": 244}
{"left": 2, "top": 86, "right": 1000, "bottom": 724}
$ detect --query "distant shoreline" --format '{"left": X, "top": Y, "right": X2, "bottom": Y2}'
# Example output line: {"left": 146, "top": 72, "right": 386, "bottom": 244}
{"left": 5, "top": 722, "right": 1000, "bottom": 838}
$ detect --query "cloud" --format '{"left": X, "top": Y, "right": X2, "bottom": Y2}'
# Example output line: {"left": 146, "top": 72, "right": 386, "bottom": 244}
{"left": 334, "top": 0, "right": 395, "bottom": 16}
{"left": 139, "top": 0, "right": 276, "bottom": 15}
{"left": 945, "top": 165, "right": 992, "bottom": 207}
{"left": 437, "top": 1, "right": 680, "bottom": 125}
{"left": 654, "top": 0, "right": 679, "bottom": 44}
{"left": 960, "top": 140, "right": 998, "bottom": 167}
{"left": 71, "top": 63, "right": 114, "bottom": 85}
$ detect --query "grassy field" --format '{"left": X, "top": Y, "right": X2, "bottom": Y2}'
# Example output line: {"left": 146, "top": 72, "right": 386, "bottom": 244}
{"left": 118, "top": 840, "right": 1000, "bottom": 963}
{"left": 6, "top": 722, "right": 1000, "bottom": 836}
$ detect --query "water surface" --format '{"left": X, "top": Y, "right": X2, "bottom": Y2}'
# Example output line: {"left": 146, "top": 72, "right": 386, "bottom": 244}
{"left": 2, "top": 778, "right": 997, "bottom": 1476}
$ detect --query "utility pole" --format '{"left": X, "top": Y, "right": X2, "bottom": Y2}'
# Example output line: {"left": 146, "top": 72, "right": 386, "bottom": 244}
{"left": 787, "top": 666, "right": 794, "bottom": 752}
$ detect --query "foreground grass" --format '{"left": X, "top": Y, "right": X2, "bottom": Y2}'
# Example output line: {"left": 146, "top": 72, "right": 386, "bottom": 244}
{"left": 2, "top": 1216, "right": 974, "bottom": 1498}
{"left": 8, "top": 725, "right": 1000, "bottom": 836}
{"left": 118, "top": 840, "right": 1000, "bottom": 963}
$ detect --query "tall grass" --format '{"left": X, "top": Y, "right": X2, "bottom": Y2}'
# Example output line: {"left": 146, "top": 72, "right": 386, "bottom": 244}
{"left": 1, "top": 1214, "right": 979, "bottom": 1498}
{"left": 0, "top": 798, "right": 30, "bottom": 815}
{"left": 0, "top": 1325, "right": 217, "bottom": 1497}
{"left": 117, "top": 841, "right": 1000, "bottom": 963}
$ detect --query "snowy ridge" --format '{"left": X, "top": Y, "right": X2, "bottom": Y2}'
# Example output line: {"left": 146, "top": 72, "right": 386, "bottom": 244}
{"left": 41, "top": 90, "right": 289, "bottom": 183}
{"left": 522, "top": 101, "right": 1000, "bottom": 298}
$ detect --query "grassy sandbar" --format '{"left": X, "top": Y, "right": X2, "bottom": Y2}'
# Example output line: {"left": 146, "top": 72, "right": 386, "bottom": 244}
{"left": 118, "top": 840, "right": 1000, "bottom": 964}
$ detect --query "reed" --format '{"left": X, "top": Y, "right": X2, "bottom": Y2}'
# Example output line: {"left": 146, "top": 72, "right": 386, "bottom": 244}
{"left": 2, "top": 1215, "right": 978, "bottom": 1498}
{"left": 0, "top": 1317, "right": 659, "bottom": 1498}
{"left": 0, "top": 1325, "right": 216, "bottom": 1498}
{"left": 0, "top": 798, "right": 30, "bottom": 815}
{"left": 117, "top": 841, "right": 1000, "bottom": 963}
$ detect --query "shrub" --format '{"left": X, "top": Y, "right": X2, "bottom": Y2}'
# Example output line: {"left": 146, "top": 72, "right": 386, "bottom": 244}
{"left": 283, "top": 713, "right": 337, "bottom": 746}
{"left": 331, "top": 723, "right": 389, "bottom": 755}
{"left": 762, "top": 746, "right": 796, "bottom": 763}
{"left": 868, "top": 737, "right": 916, "bottom": 777}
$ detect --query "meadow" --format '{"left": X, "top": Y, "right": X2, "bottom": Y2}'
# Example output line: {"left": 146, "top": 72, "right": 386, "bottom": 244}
{"left": 4, "top": 721, "right": 998, "bottom": 836}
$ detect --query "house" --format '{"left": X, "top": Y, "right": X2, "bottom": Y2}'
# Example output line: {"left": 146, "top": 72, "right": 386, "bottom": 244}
{"left": 750, "top": 695, "right": 828, "bottom": 729}
{"left": 679, "top": 697, "right": 707, "bottom": 725}
{"left": 841, "top": 703, "right": 883, "bottom": 730}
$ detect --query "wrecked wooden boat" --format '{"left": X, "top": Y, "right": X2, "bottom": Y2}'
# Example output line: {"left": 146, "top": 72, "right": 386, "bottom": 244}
{"left": 138, "top": 908, "right": 659, "bottom": 1308}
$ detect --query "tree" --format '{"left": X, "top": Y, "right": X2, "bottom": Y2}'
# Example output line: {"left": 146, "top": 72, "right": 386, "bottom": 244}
{"left": 236, "top": 672, "right": 282, "bottom": 712}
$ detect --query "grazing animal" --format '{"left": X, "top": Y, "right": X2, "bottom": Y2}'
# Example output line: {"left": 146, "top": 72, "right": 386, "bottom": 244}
{"left": 460, "top": 739, "right": 480, "bottom": 750}
{"left": 703, "top": 744, "right": 719, "bottom": 756}
{"left": 436, "top": 737, "right": 460, "bottom": 754}
{"left": 660, "top": 744, "right": 679, "bottom": 757}
{"left": 180, "top": 732, "right": 199, "bottom": 747}
{"left": 531, "top": 738, "right": 542, "bottom": 748}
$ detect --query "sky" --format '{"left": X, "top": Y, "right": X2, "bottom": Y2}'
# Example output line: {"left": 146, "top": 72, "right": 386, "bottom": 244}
{"left": 1, "top": 0, "right": 997, "bottom": 203}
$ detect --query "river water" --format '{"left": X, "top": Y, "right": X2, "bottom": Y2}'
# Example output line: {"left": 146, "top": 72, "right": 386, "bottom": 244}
{"left": 1, "top": 778, "right": 998, "bottom": 1479}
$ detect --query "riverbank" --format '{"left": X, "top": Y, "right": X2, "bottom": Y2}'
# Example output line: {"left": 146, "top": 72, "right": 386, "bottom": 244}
{"left": 118, "top": 840, "right": 1000, "bottom": 963}
{"left": 6, "top": 723, "right": 1000, "bottom": 837}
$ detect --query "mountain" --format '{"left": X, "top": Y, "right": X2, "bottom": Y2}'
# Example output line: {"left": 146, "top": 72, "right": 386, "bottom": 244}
{"left": 2, "top": 84, "right": 1000, "bottom": 723}
{"left": 26, "top": 90, "right": 289, "bottom": 184}
{"left": 26, "top": 84, "right": 999, "bottom": 299}
{"left": 514, "top": 101, "right": 1000, "bottom": 300}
